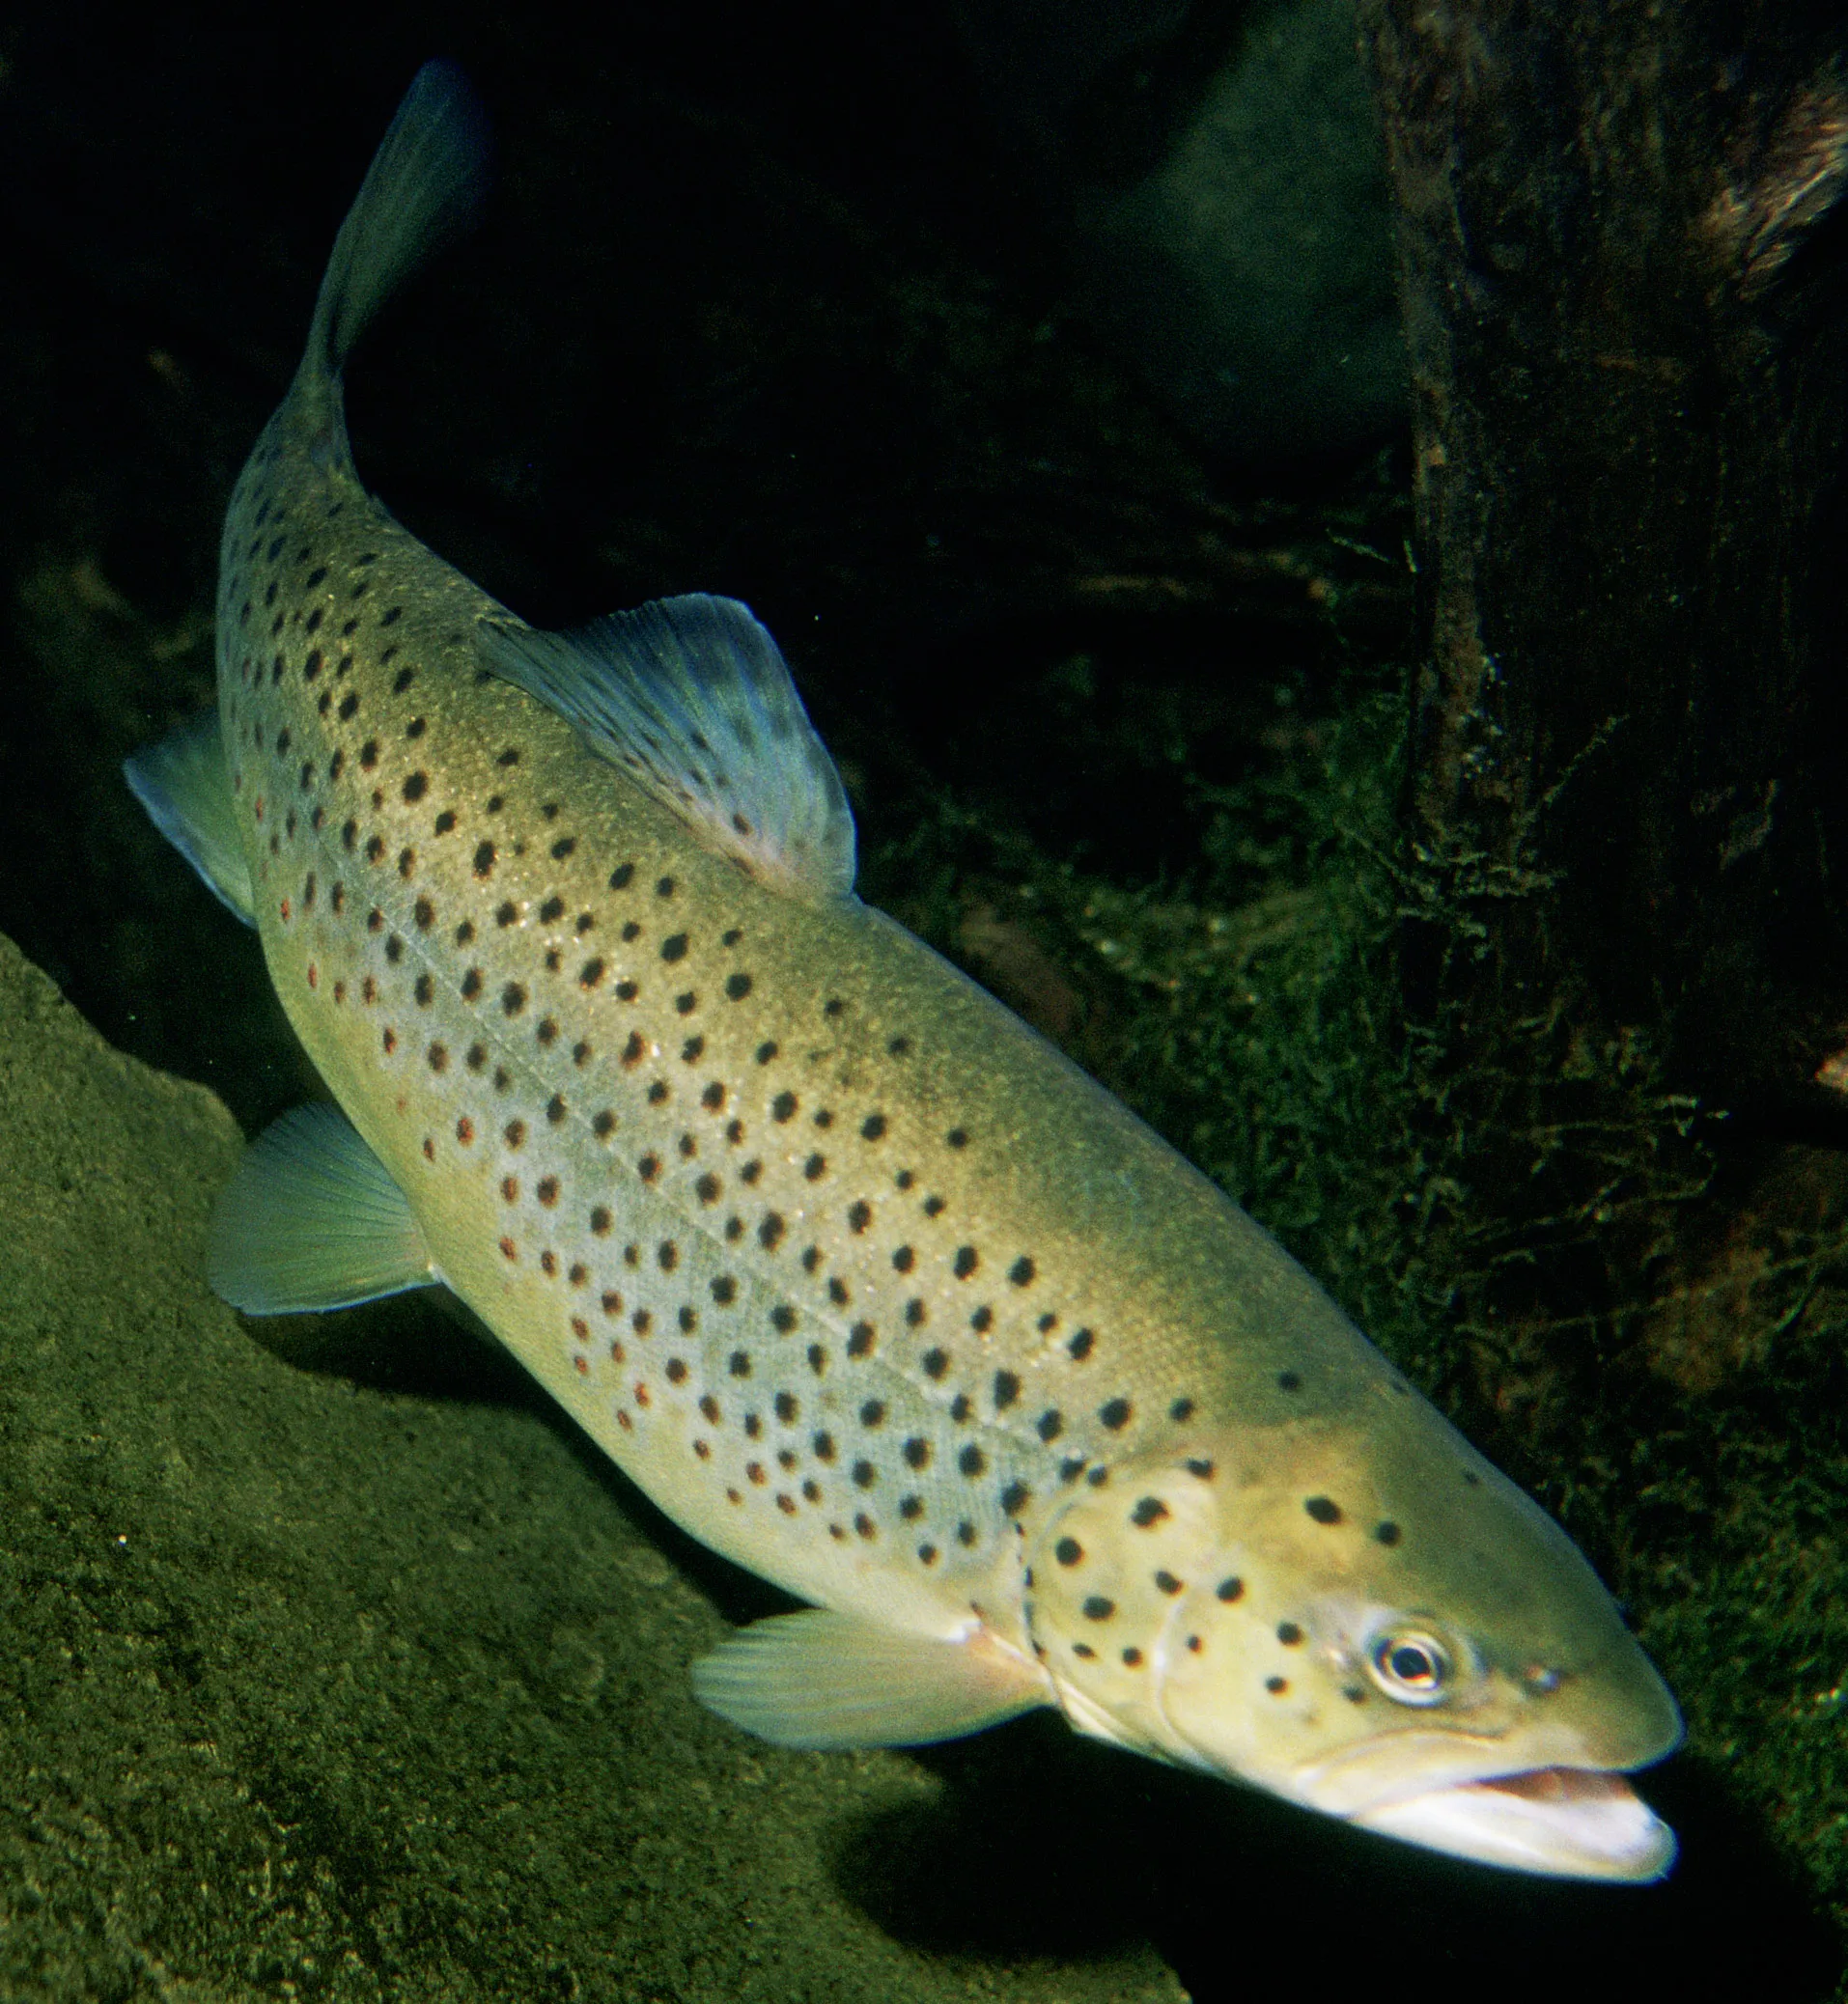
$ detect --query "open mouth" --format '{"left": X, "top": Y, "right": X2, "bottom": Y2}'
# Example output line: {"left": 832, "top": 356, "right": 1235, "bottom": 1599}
{"left": 1351, "top": 1764, "right": 1676, "bottom": 1880}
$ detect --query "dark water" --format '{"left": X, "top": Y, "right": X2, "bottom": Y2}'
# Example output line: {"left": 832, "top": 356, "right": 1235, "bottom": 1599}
{"left": 0, "top": 5, "right": 1838, "bottom": 1999}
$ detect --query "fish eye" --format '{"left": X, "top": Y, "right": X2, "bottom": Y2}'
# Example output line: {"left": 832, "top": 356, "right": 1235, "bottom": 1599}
{"left": 1369, "top": 1628, "right": 1451, "bottom": 1706}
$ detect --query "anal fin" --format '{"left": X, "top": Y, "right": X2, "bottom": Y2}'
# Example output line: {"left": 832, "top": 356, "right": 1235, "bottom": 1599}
{"left": 690, "top": 1609, "right": 1050, "bottom": 1750}
{"left": 210, "top": 1103, "right": 436, "bottom": 1314}
{"left": 123, "top": 710, "right": 255, "bottom": 925}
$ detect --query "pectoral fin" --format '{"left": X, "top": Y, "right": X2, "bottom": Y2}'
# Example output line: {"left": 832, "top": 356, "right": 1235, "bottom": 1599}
{"left": 690, "top": 1609, "right": 1050, "bottom": 1749}
{"left": 209, "top": 1102, "right": 436, "bottom": 1313}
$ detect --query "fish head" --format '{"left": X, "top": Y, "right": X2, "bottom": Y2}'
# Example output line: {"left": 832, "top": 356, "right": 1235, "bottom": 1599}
{"left": 1022, "top": 1400, "right": 1681, "bottom": 1880}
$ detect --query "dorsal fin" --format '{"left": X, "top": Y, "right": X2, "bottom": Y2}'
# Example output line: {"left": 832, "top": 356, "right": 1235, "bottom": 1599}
{"left": 478, "top": 593, "right": 857, "bottom": 905}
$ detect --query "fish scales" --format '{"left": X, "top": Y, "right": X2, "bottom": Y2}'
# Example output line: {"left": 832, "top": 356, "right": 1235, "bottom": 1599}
{"left": 132, "top": 63, "right": 1685, "bottom": 1883}
{"left": 216, "top": 405, "right": 1388, "bottom": 1638}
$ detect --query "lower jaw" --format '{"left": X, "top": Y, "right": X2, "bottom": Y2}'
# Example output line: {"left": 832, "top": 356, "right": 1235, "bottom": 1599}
{"left": 1350, "top": 1765, "right": 1676, "bottom": 1881}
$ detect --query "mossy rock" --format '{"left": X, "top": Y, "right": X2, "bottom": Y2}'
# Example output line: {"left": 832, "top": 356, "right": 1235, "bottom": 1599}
{"left": 0, "top": 931, "right": 1184, "bottom": 2003}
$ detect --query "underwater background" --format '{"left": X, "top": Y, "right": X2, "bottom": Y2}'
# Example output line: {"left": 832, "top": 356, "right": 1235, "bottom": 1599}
{"left": 0, "top": 1, "right": 1844, "bottom": 1997}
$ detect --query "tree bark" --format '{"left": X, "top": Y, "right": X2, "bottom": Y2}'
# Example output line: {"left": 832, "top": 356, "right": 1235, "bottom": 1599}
{"left": 1357, "top": 0, "right": 1848, "bottom": 1109}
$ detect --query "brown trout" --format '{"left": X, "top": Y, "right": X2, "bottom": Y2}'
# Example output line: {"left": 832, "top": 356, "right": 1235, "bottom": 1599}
{"left": 126, "top": 62, "right": 1681, "bottom": 1880}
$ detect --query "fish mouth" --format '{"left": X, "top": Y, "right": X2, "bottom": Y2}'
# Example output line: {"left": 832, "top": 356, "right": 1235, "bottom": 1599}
{"left": 1286, "top": 1720, "right": 1679, "bottom": 1881}
{"left": 1348, "top": 1763, "right": 1676, "bottom": 1881}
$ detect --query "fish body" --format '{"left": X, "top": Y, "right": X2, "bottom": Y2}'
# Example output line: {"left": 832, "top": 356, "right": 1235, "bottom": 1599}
{"left": 128, "top": 64, "right": 1681, "bottom": 1881}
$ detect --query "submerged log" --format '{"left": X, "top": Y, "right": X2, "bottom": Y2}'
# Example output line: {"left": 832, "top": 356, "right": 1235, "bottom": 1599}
{"left": 1358, "top": 0, "right": 1848, "bottom": 1106}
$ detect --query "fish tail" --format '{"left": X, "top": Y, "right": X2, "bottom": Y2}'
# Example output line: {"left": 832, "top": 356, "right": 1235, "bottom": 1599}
{"left": 300, "top": 60, "right": 490, "bottom": 388}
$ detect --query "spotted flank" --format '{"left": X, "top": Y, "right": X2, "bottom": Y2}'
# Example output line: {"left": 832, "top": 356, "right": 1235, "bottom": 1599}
{"left": 128, "top": 61, "right": 1684, "bottom": 1885}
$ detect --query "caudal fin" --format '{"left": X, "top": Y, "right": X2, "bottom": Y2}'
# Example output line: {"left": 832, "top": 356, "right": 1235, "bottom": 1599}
{"left": 302, "top": 60, "right": 490, "bottom": 383}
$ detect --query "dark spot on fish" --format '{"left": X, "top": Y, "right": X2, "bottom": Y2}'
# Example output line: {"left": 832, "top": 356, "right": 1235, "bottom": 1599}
{"left": 1217, "top": 1577, "right": 1245, "bottom": 1602}
{"left": 1304, "top": 1496, "right": 1343, "bottom": 1525}
{"left": 1068, "top": 1329, "right": 1095, "bottom": 1362}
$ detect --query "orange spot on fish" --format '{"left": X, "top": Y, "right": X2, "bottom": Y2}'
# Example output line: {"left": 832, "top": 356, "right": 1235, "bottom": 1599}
{"left": 306, "top": 962, "right": 318, "bottom": 988}
{"left": 574, "top": 1354, "right": 589, "bottom": 1377}
{"left": 499, "top": 1237, "right": 517, "bottom": 1261}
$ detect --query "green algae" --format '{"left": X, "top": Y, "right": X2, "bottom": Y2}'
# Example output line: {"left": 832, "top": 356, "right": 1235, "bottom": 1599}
{"left": 0, "top": 932, "right": 1185, "bottom": 2003}
{"left": 867, "top": 633, "right": 1848, "bottom": 1998}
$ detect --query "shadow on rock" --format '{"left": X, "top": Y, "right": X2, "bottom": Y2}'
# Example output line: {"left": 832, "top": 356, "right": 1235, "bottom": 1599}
{"left": 833, "top": 1720, "right": 1840, "bottom": 2004}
